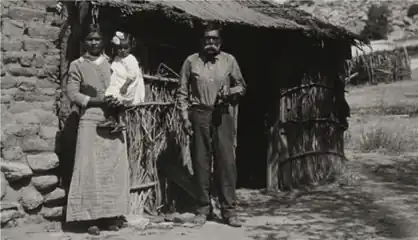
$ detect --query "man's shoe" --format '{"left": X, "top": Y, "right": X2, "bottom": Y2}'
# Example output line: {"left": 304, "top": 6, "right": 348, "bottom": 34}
{"left": 191, "top": 214, "right": 207, "bottom": 226}
{"left": 224, "top": 216, "right": 242, "bottom": 228}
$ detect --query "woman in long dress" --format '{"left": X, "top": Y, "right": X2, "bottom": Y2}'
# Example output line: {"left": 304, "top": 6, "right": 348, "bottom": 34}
{"left": 65, "top": 24, "right": 130, "bottom": 235}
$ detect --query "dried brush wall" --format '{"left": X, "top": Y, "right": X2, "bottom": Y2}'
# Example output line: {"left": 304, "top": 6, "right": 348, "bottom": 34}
{"left": 269, "top": 39, "right": 349, "bottom": 190}
{"left": 125, "top": 80, "right": 189, "bottom": 215}
{"left": 348, "top": 47, "right": 411, "bottom": 85}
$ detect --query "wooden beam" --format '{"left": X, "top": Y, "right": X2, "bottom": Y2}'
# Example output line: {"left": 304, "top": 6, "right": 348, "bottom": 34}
{"left": 143, "top": 74, "right": 179, "bottom": 83}
{"left": 266, "top": 126, "right": 279, "bottom": 191}
{"left": 130, "top": 181, "right": 158, "bottom": 192}
{"left": 78, "top": 0, "right": 90, "bottom": 56}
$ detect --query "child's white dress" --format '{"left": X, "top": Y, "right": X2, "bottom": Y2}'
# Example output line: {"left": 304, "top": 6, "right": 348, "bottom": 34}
{"left": 105, "top": 54, "right": 145, "bottom": 105}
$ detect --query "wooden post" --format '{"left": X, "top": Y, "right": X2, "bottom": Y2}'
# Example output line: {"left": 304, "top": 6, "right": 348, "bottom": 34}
{"left": 56, "top": 1, "right": 74, "bottom": 190}
{"left": 77, "top": 0, "right": 90, "bottom": 56}
{"left": 266, "top": 126, "right": 276, "bottom": 190}
{"left": 58, "top": 1, "right": 72, "bottom": 130}
{"left": 266, "top": 55, "right": 288, "bottom": 191}
{"left": 231, "top": 104, "right": 239, "bottom": 159}
{"left": 273, "top": 41, "right": 347, "bottom": 191}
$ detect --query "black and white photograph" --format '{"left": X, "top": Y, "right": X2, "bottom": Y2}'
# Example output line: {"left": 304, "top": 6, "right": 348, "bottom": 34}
{"left": 1, "top": 0, "right": 418, "bottom": 239}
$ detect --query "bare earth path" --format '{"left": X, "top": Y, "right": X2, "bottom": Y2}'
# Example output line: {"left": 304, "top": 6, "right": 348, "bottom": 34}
{"left": 3, "top": 81, "right": 418, "bottom": 240}
{"left": 2, "top": 153, "right": 418, "bottom": 240}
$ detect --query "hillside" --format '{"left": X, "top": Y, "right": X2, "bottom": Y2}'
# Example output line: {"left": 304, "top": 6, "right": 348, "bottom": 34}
{"left": 273, "top": 0, "right": 418, "bottom": 40}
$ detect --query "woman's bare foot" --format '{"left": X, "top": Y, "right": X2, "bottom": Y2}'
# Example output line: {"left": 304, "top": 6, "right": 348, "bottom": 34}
{"left": 110, "top": 124, "right": 127, "bottom": 134}
{"left": 87, "top": 225, "right": 100, "bottom": 235}
{"left": 97, "top": 119, "right": 117, "bottom": 128}
{"left": 101, "top": 217, "right": 125, "bottom": 231}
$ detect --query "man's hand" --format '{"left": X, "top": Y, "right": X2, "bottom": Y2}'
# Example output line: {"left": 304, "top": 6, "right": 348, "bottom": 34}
{"left": 216, "top": 85, "right": 229, "bottom": 105}
{"left": 230, "top": 86, "right": 244, "bottom": 95}
{"left": 228, "top": 86, "right": 245, "bottom": 105}
{"left": 220, "top": 85, "right": 229, "bottom": 97}
{"left": 183, "top": 119, "right": 193, "bottom": 136}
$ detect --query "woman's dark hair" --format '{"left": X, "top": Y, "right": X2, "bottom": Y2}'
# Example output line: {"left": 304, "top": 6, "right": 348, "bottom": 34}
{"left": 82, "top": 23, "right": 103, "bottom": 40}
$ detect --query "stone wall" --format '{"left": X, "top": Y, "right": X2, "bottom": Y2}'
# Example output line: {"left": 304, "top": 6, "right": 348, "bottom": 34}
{"left": 1, "top": 0, "right": 64, "bottom": 227}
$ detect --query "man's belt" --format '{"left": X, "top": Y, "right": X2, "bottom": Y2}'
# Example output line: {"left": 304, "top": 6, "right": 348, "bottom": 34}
{"left": 190, "top": 104, "right": 215, "bottom": 111}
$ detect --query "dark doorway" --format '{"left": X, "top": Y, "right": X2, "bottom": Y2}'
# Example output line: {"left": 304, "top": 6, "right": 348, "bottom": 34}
{"left": 235, "top": 69, "right": 269, "bottom": 189}
{"left": 221, "top": 27, "right": 273, "bottom": 189}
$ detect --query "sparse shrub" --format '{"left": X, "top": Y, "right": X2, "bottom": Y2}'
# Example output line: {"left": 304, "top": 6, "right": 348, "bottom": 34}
{"left": 360, "top": 4, "right": 392, "bottom": 40}
{"left": 407, "top": 4, "right": 418, "bottom": 18}
{"left": 359, "top": 127, "right": 406, "bottom": 153}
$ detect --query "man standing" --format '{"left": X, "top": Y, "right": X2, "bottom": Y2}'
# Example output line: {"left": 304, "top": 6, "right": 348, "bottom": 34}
{"left": 177, "top": 23, "right": 246, "bottom": 228}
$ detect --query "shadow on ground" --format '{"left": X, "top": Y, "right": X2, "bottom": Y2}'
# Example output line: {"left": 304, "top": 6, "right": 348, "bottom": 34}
{"left": 363, "top": 156, "right": 418, "bottom": 214}
{"left": 238, "top": 157, "right": 418, "bottom": 240}
{"left": 364, "top": 156, "right": 418, "bottom": 193}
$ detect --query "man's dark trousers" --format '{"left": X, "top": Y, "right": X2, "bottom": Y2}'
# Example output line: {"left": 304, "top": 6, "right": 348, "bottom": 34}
{"left": 189, "top": 105, "right": 237, "bottom": 218}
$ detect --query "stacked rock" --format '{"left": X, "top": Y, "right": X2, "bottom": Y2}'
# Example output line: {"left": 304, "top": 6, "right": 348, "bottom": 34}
{"left": 1, "top": 0, "right": 64, "bottom": 227}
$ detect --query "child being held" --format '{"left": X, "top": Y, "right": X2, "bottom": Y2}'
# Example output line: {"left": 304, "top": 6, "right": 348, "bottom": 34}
{"left": 98, "top": 31, "right": 145, "bottom": 133}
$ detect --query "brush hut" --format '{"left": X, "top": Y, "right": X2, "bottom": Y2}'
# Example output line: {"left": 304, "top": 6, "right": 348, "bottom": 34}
{"left": 58, "top": 0, "right": 367, "bottom": 215}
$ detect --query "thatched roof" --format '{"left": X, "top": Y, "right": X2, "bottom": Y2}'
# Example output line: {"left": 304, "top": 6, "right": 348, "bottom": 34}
{"left": 92, "top": 0, "right": 305, "bottom": 29}
{"left": 152, "top": 0, "right": 307, "bottom": 30}
{"left": 91, "top": 0, "right": 365, "bottom": 42}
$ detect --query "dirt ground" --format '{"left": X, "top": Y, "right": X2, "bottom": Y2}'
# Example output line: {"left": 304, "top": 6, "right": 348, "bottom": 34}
{"left": 3, "top": 79, "right": 418, "bottom": 240}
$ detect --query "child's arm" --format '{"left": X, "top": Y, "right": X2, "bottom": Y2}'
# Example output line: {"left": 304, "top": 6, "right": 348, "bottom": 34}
{"left": 120, "top": 55, "right": 141, "bottom": 94}
{"left": 121, "top": 55, "right": 140, "bottom": 88}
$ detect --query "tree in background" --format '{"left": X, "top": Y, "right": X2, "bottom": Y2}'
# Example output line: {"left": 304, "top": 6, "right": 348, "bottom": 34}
{"left": 360, "top": 4, "right": 392, "bottom": 41}
{"left": 407, "top": 4, "right": 418, "bottom": 18}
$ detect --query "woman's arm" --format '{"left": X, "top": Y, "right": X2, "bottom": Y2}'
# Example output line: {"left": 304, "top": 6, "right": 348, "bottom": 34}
{"left": 119, "top": 56, "right": 142, "bottom": 96}
{"left": 66, "top": 61, "right": 103, "bottom": 108}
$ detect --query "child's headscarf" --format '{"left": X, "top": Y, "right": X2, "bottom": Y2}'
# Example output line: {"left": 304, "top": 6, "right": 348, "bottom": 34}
{"left": 111, "top": 31, "right": 127, "bottom": 46}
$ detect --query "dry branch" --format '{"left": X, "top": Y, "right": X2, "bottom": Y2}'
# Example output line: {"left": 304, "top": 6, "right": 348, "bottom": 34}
{"left": 125, "top": 79, "right": 189, "bottom": 215}
{"left": 277, "top": 70, "right": 346, "bottom": 190}
{"left": 143, "top": 74, "right": 179, "bottom": 83}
